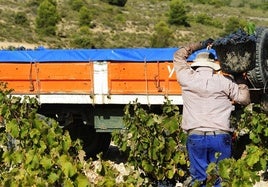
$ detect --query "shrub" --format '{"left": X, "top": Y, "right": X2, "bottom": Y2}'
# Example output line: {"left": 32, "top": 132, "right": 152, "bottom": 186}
{"left": 222, "top": 17, "right": 247, "bottom": 36}
{"left": 14, "top": 12, "right": 28, "bottom": 26}
{"left": 207, "top": 104, "right": 268, "bottom": 186}
{"left": 69, "top": 0, "right": 85, "bottom": 11}
{"left": 151, "top": 21, "right": 174, "bottom": 47}
{"left": 79, "top": 6, "right": 93, "bottom": 27}
{"left": 0, "top": 82, "right": 91, "bottom": 186}
{"left": 35, "top": 0, "right": 60, "bottom": 36}
{"left": 113, "top": 100, "right": 188, "bottom": 184}
{"left": 168, "top": 0, "right": 190, "bottom": 27}
{"left": 194, "top": 13, "right": 223, "bottom": 28}
{"left": 101, "top": 0, "right": 128, "bottom": 7}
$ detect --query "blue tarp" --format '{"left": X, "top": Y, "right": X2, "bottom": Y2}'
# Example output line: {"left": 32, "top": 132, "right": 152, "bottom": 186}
{"left": 0, "top": 47, "right": 217, "bottom": 62}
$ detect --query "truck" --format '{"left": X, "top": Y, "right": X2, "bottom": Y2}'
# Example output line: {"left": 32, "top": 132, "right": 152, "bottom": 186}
{"left": 0, "top": 27, "right": 267, "bottom": 157}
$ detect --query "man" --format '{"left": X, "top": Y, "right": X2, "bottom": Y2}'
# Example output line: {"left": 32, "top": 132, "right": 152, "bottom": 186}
{"left": 173, "top": 40, "right": 250, "bottom": 186}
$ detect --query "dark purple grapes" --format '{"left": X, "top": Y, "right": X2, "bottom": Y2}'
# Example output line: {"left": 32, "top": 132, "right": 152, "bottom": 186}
{"left": 213, "top": 29, "right": 256, "bottom": 46}
{"left": 213, "top": 29, "right": 256, "bottom": 74}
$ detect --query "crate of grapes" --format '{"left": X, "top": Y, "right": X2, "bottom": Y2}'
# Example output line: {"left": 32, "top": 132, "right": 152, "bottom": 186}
{"left": 213, "top": 29, "right": 256, "bottom": 74}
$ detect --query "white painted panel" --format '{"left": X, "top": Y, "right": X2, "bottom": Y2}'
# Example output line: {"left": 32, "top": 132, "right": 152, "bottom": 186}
{"left": 93, "top": 61, "right": 108, "bottom": 95}
{"left": 12, "top": 94, "right": 183, "bottom": 105}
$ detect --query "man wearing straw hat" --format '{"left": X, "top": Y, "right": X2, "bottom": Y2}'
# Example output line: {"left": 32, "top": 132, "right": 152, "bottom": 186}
{"left": 173, "top": 39, "right": 250, "bottom": 186}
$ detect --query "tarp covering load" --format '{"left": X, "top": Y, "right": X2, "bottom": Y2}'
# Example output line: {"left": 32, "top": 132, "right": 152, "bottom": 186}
{"left": 213, "top": 29, "right": 256, "bottom": 74}
{"left": 0, "top": 47, "right": 217, "bottom": 63}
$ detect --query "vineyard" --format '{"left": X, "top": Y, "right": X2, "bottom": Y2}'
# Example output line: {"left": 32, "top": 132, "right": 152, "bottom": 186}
{"left": 0, "top": 83, "right": 267, "bottom": 186}
{"left": 0, "top": 0, "right": 267, "bottom": 186}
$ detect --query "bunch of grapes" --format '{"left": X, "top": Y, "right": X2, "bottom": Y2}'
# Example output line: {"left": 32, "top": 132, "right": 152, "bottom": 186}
{"left": 213, "top": 29, "right": 256, "bottom": 74}
{"left": 213, "top": 29, "right": 256, "bottom": 46}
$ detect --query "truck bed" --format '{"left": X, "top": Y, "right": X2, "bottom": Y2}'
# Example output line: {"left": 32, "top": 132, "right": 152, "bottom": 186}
{"left": 0, "top": 48, "right": 215, "bottom": 105}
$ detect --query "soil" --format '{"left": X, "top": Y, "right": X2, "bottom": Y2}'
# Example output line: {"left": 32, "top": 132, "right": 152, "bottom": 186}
{"left": 103, "top": 144, "right": 268, "bottom": 187}
{"left": 0, "top": 42, "right": 45, "bottom": 49}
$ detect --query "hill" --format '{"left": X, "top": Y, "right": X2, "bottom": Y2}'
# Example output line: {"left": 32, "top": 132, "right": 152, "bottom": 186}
{"left": 0, "top": 0, "right": 268, "bottom": 49}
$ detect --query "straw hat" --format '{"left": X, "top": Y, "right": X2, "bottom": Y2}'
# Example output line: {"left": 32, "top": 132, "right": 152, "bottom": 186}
{"left": 191, "top": 52, "right": 221, "bottom": 71}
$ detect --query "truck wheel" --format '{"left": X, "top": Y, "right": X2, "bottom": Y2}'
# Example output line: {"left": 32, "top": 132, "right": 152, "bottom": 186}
{"left": 261, "top": 93, "right": 268, "bottom": 114}
{"left": 82, "top": 131, "right": 111, "bottom": 159}
{"left": 64, "top": 122, "right": 111, "bottom": 159}
{"left": 247, "top": 27, "right": 268, "bottom": 88}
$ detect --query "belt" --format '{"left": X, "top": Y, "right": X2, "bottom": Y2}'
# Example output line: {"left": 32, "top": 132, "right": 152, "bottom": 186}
{"left": 188, "top": 130, "right": 229, "bottom": 135}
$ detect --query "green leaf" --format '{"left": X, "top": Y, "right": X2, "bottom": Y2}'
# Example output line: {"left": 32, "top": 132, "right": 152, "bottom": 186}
{"left": 39, "top": 140, "right": 47, "bottom": 152}
{"left": 75, "top": 174, "right": 90, "bottom": 187}
{"left": 218, "top": 161, "right": 231, "bottom": 179}
{"left": 25, "top": 150, "right": 34, "bottom": 165}
{"left": 20, "top": 125, "right": 29, "bottom": 139}
{"left": 48, "top": 172, "right": 59, "bottom": 184}
{"left": 62, "top": 132, "right": 72, "bottom": 152}
{"left": 6, "top": 119, "right": 19, "bottom": 138}
{"left": 59, "top": 155, "right": 77, "bottom": 177}
{"left": 167, "top": 169, "right": 175, "bottom": 179}
{"left": 264, "top": 128, "right": 268, "bottom": 136}
{"left": 63, "top": 178, "right": 74, "bottom": 187}
{"left": 246, "top": 151, "right": 261, "bottom": 166}
{"left": 163, "top": 116, "right": 178, "bottom": 134}
{"left": 142, "top": 160, "right": 153, "bottom": 172}
{"left": 146, "top": 117, "right": 156, "bottom": 127}
{"left": 29, "top": 128, "right": 41, "bottom": 139}
{"left": 47, "top": 129, "right": 57, "bottom": 147}
{"left": 40, "top": 157, "right": 52, "bottom": 170}
{"left": 12, "top": 151, "right": 23, "bottom": 164}
{"left": 151, "top": 148, "right": 158, "bottom": 160}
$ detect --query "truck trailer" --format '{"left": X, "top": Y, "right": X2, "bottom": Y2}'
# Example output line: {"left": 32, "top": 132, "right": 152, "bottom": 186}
{"left": 0, "top": 27, "right": 267, "bottom": 157}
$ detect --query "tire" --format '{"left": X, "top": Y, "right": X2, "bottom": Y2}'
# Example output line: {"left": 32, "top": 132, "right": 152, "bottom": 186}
{"left": 247, "top": 27, "right": 268, "bottom": 88}
{"left": 64, "top": 122, "right": 111, "bottom": 159}
{"left": 261, "top": 93, "right": 268, "bottom": 114}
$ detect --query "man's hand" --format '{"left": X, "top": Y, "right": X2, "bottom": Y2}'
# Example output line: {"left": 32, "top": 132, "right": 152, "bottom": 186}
{"left": 234, "top": 73, "right": 248, "bottom": 84}
{"left": 201, "top": 38, "right": 214, "bottom": 49}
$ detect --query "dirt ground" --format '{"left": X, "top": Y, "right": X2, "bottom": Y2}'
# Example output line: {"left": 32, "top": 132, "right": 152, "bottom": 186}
{"left": 104, "top": 144, "right": 268, "bottom": 187}
{"left": 0, "top": 42, "right": 44, "bottom": 49}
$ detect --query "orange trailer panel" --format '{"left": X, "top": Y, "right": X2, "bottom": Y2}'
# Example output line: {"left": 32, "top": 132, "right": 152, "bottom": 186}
{"left": 108, "top": 61, "right": 181, "bottom": 95}
{"left": 0, "top": 62, "right": 93, "bottom": 94}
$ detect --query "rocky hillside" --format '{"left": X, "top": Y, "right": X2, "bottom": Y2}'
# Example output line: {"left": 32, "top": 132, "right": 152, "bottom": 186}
{"left": 0, "top": 0, "right": 267, "bottom": 49}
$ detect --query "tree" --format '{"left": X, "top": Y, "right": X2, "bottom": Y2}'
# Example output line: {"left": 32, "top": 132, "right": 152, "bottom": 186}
{"left": 69, "top": 0, "right": 85, "bottom": 11}
{"left": 223, "top": 17, "right": 247, "bottom": 36}
{"left": 14, "top": 12, "right": 28, "bottom": 26}
{"left": 151, "top": 21, "right": 174, "bottom": 48}
{"left": 79, "top": 6, "right": 92, "bottom": 27}
{"left": 168, "top": 0, "right": 189, "bottom": 27}
{"left": 36, "top": 0, "right": 60, "bottom": 36}
{"left": 101, "top": 0, "right": 128, "bottom": 7}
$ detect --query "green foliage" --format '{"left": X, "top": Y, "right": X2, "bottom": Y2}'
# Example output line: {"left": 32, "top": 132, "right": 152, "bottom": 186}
{"left": 101, "top": 0, "right": 128, "bottom": 7}
{"left": 113, "top": 100, "right": 267, "bottom": 186}
{"left": 151, "top": 21, "right": 174, "bottom": 47}
{"left": 0, "top": 0, "right": 268, "bottom": 48}
{"left": 79, "top": 6, "right": 93, "bottom": 27}
{"left": 189, "top": 0, "right": 231, "bottom": 7}
{"left": 69, "top": 0, "right": 85, "bottom": 11}
{"left": 207, "top": 104, "right": 268, "bottom": 186}
{"left": 244, "top": 22, "right": 256, "bottom": 35}
{"left": 0, "top": 80, "right": 267, "bottom": 186}
{"left": 92, "top": 155, "right": 146, "bottom": 186}
{"left": 194, "top": 13, "right": 223, "bottom": 28}
{"left": 168, "top": 0, "right": 189, "bottom": 26}
{"left": 0, "top": 82, "right": 91, "bottom": 186}
{"left": 35, "top": 0, "right": 60, "bottom": 36}
{"left": 14, "top": 12, "right": 28, "bottom": 26}
{"left": 250, "top": 2, "right": 268, "bottom": 11}
{"left": 113, "top": 99, "right": 188, "bottom": 183}
{"left": 222, "top": 16, "right": 248, "bottom": 36}
{"left": 71, "top": 26, "right": 94, "bottom": 48}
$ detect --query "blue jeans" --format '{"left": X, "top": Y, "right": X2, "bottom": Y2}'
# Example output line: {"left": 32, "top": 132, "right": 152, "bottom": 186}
{"left": 186, "top": 133, "right": 232, "bottom": 187}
